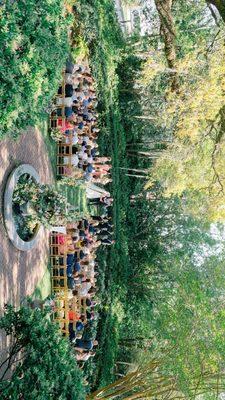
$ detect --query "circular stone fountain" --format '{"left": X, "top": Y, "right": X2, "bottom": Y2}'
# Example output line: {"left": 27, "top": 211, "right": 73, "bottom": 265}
{"left": 4, "top": 164, "right": 42, "bottom": 251}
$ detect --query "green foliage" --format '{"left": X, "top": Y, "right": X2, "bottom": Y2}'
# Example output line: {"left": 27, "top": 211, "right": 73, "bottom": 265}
{"left": 50, "top": 127, "right": 64, "bottom": 142}
{"left": 0, "top": 304, "right": 85, "bottom": 400}
{"left": 0, "top": 0, "right": 71, "bottom": 138}
{"left": 13, "top": 174, "right": 82, "bottom": 228}
{"left": 148, "top": 255, "right": 225, "bottom": 394}
{"left": 147, "top": 43, "right": 225, "bottom": 221}
{"left": 140, "top": 1, "right": 225, "bottom": 222}
{"left": 71, "top": 0, "right": 225, "bottom": 397}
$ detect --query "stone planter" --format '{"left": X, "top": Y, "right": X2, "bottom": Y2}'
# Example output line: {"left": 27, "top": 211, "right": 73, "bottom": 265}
{"left": 4, "top": 164, "right": 43, "bottom": 251}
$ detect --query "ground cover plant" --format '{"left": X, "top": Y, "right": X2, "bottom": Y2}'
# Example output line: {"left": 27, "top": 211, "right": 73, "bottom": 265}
{"left": 0, "top": 0, "right": 71, "bottom": 138}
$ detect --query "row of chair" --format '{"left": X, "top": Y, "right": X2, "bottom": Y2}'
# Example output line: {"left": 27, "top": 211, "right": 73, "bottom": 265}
{"left": 50, "top": 232, "right": 88, "bottom": 336}
{"left": 50, "top": 71, "right": 79, "bottom": 178}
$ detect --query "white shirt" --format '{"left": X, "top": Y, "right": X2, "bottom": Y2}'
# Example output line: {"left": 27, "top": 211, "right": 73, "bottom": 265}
{"left": 65, "top": 73, "right": 73, "bottom": 84}
{"left": 78, "top": 151, "right": 88, "bottom": 161}
{"left": 63, "top": 155, "right": 79, "bottom": 166}
{"left": 82, "top": 136, "right": 90, "bottom": 143}
{"left": 57, "top": 97, "right": 73, "bottom": 107}
{"left": 65, "top": 135, "right": 78, "bottom": 145}
{"left": 78, "top": 282, "right": 92, "bottom": 297}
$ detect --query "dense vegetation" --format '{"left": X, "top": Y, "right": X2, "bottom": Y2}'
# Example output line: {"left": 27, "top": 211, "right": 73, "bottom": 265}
{"left": 0, "top": 305, "right": 85, "bottom": 400}
{"left": 0, "top": 0, "right": 71, "bottom": 138}
{"left": 1, "top": 0, "right": 225, "bottom": 398}
{"left": 73, "top": 0, "right": 225, "bottom": 398}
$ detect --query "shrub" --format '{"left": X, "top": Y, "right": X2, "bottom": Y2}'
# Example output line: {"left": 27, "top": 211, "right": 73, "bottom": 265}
{"left": 13, "top": 174, "right": 82, "bottom": 227}
{"left": 0, "top": 0, "right": 72, "bottom": 138}
{"left": 0, "top": 304, "right": 85, "bottom": 400}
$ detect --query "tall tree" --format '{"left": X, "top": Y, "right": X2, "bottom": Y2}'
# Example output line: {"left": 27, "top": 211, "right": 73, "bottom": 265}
{"left": 0, "top": 304, "right": 85, "bottom": 400}
{"left": 208, "top": 0, "right": 225, "bottom": 21}
{"left": 154, "top": 0, "right": 178, "bottom": 92}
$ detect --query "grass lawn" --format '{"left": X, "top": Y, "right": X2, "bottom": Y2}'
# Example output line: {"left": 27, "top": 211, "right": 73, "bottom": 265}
{"left": 32, "top": 266, "right": 51, "bottom": 301}
{"left": 32, "top": 119, "right": 88, "bottom": 302}
{"left": 39, "top": 118, "right": 58, "bottom": 180}
{"left": 63, "top": 184, "right": 88, "bottom": 215}
{"left": 40, "top": 117, "right": 88, "bottom": 214}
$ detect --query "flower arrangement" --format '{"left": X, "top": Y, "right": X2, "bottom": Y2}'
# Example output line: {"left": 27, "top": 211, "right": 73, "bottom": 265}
{"left": 50, "top": 127, "right": 64, "bottom": 142}
{"left": 12, "top": 174, "right": 82, "bottom": 238}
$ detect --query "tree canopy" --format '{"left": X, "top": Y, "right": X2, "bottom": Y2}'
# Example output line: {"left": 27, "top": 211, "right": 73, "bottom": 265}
{"left": 0, "top": 304, "right": 85, "bottom": 400}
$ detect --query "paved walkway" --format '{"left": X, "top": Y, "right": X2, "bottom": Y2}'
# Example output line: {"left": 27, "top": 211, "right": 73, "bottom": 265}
{"left": 0, "top": 127, "right": 54, "bottom": 311}
{"left": 0, "top": 127, "right": 54, "bottom": 370}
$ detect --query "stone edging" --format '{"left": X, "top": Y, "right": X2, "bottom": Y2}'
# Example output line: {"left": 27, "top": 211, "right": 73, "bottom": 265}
{"left": 4, "top": 164, "right": 43, "bottom": 252}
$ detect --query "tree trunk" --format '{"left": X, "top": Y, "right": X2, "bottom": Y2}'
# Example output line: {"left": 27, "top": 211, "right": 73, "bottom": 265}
{"left": 125, "top": 174, "right": 147, "bottom": 179}
{"left": 116, "top": 361, "right": 135, "bottom": 366}
{"left": 118, "top": 167, "right": 148, "bottom": 174}
{"left": 155, "top": 0, "right": 179, "bottom": 92}
{"left": 208, "top": 0, "right": 225, "bottom": 21}
{"left": 133, "top": 115, "right": 156, "bottom": 120}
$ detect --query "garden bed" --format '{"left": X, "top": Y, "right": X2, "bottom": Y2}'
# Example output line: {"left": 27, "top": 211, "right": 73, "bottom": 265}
{"left": 12, "top": 174, "right": 40, "bottom": 241}
{"left": 4, "top": 164, "right": 41, "bottom": 251}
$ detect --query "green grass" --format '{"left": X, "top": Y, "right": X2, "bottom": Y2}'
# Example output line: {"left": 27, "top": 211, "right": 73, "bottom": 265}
{"left": 32, "top": 266, "right": 51, "bottom": 301}
{"left": 39, "top": 118, "right": 58, "bottom": 180}
{"left": 62, "top": 184, "right": 88, "bottom": 215}
{"left": 39, "top": 117, "right": 88, "bottom": 215}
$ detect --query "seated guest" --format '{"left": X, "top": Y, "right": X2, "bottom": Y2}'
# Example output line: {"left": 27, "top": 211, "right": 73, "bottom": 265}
{"left": 57, "top": 118, "right": 74, "bottom": 132}
{"left": 76, "top": 351, "right": 95, "bottom": 362}
{"left": 77, "top": 281, "right": 92, "bottom": 297}
{"left": 58, "top": 83, "right": 73, "bottom": 97}
{"left": 73, "top": 261, "right": 81, "bottom": 273}
{"left": 79, "top": 250, "right": 87, "bottom": 260}
{"left": 67, "top": 253, "right": 74, "bottom": 267}
{"left": 67, "top": 276, "right": 75, "bottom": 290}
{"left": 56, "top": 97, "right": 73, "bottom": 107}
{"left": 86, "top": 298, "right": 92, "bottom": 307}
{"left": 86, "top": 310, "right": 93, "bottom": 320}
{"left": 64, "top": 132, "right": 79, "bottom": 145}
{"left": 65, "top": 72, "right": 74, "bottom": 84}
{"left": 63, "top": 153, "right": 79, "bottom": 167}
{"left": 67, "top": 264, "right": 73, "bottom": 277}
{"left": 74, "top": 339, "right": 98, "bottom": 351}
{"left": 76, "top": 321, "right": 84, "bottom": 332}
{"left": 68, "top": 308, "right": 81, "bottom": 322}
{"left": 57, "top": 106, "right": 74, "bottom": 118}
{"left": 69, "top": 322, "right": 76, "bottom": 341}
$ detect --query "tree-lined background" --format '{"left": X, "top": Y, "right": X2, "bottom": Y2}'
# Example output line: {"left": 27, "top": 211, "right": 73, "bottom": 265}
{"left": 73, "top": 0, "right": 225, "bottom": 398}
{"left": 1, "top": 0, "right": 225, "bottom": 398}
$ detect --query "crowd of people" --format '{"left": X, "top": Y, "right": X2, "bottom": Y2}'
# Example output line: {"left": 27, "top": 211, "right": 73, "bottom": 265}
{"left": 50, "top": 58, "right": 116, "bottom": 364}
{"left": 53, "top": 214, "right": 114, "bottom": 362}
{"left": 50, "top": 59, "right": 112, "bottom": 185}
